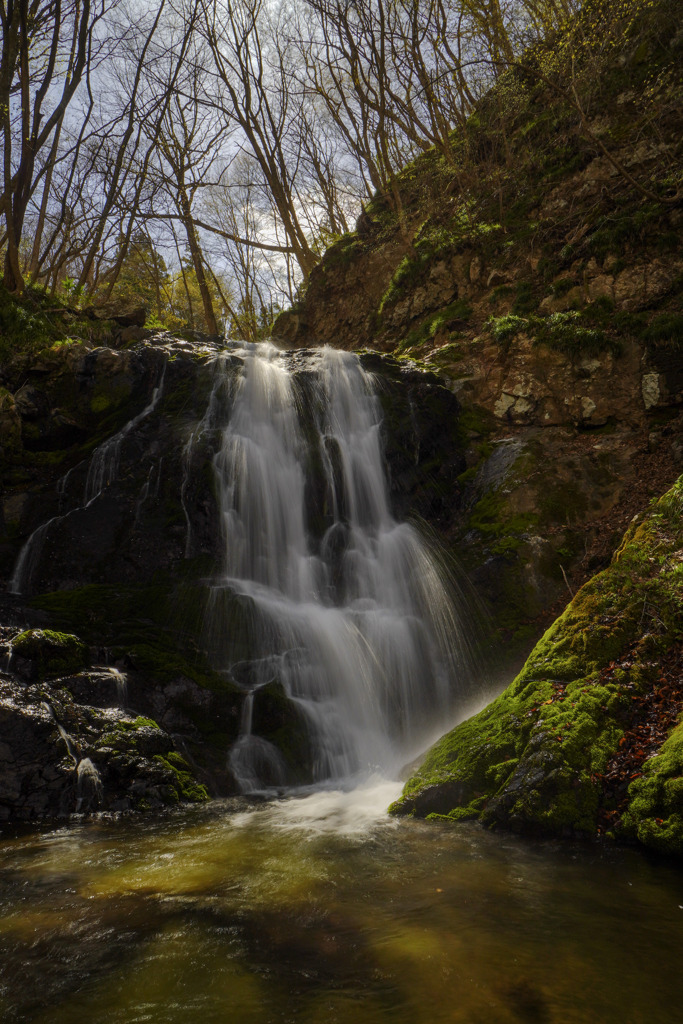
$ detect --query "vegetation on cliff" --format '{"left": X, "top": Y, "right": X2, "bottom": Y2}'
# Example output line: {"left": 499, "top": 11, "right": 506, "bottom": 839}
{"left": 391, "top": 474, "right": 683, "bottom": 855}
{"left": 276, "top": 0, "right": 682, "bottom": 665}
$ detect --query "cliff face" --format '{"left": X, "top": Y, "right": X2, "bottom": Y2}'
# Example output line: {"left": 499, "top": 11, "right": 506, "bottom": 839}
{"left": 274, "top": 0, "right": 683, "bottom": 654}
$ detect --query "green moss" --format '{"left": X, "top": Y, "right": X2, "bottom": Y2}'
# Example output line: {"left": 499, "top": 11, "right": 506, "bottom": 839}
{"left": 90, "top": 395, "right": 112, "bottom": 414}
{"left": 154, "top": 753, "right": 209, "bottom": 803}
{"left": 119, "top": 716, "right": 160, "bottom": 731}
{"left": 550, "top": 277, "right": 580, "bottom": 298}
{"left": 392, "top": 475, "right": 683, "bottom": 850}
{"left": 396, "top": 299, "right": 473, "bottom": 352}
{"left": 512, "top": 281, "right": 536, "bottom": 315}
{"left": 621, "top": 719, "right": 683, "bottom": 856}
{"left": 468, "top": 490, "right": 536, "bottom": 555}
{"left": 11, "top": 629, "right": 89, "bottom": 679}
{"left": 321, "top": 233, "right": 363, "bottom": 271}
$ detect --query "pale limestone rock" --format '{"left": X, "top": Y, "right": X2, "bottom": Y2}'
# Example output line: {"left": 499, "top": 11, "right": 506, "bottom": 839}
{"left": 642, "top": 373, "right": 661, "bottom": 409}
{"left": 581, "top": 396, "right": 597, "bottom": 419}
{"left": 469, "top": 256, "right": 482, "bottom": 282}
{"left": 494, "top": 393, "right": 516, "bottom": 418}
{"left": 3, "top": 494, "right": 27, "bottom": 525}
{"left": 583, "top": 156, "right": 619, "bottom": 181}
{"left": 614, "top": 266, "right": 647, "bottom": 307}
{"left": 539, "top": 286, "right": 584, "bottom": 314}
{"left": 487, "top": 269, "right": 509, "bottom": 288}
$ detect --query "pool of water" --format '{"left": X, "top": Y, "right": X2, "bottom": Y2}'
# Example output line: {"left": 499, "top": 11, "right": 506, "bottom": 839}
{"left": 0, "top": 780, "right": 681, "bottom": 1024}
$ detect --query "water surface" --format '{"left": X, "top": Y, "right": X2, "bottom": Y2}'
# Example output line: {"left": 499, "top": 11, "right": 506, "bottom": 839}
{"left": 0, "top": 782, "right": 680, "bottom": 1023}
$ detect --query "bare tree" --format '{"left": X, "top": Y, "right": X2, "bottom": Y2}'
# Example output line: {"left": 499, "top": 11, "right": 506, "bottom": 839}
{"left": 0, "top": 0, "right": 104, "bottom": 292}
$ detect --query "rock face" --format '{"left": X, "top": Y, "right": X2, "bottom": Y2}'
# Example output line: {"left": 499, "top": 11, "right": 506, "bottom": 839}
{"left": 0, "top": 677, "right": 210, "bottom": 821}
{"left": 391, "top": 475, "right": 683, "bottom": 857}
{"left": 271, "top": 0, "right": 683, "bottom": 653}
{"left": 0, "top": 335, "right": 465, "bottom": 820}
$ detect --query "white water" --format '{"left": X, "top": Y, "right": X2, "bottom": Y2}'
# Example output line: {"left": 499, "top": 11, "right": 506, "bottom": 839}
{"left": 9, "top": 517, "right": 61, "bottom": 595}
{"left": 84, "top": 363, "right": 166, "bottom": 504}
{"left": 75, "top": 757, "right": 103, "bottom": 812}
{"left": 212, "top": 344, "right": 474, "bottom": 792}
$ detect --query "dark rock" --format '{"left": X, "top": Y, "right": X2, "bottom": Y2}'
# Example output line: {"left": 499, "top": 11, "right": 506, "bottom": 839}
{"left": 14, "top": 385, "right": 49, "bottom": 420}
{"left": 9, "top": 629, "right": 90, "bottom": 680}
{"left": 90, "top": 303, "right": 147, "bottom": 327}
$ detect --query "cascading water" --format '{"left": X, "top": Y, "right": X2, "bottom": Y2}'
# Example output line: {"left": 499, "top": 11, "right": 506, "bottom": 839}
{"left": 84, "top": 362, "right": 166, "bottom": 504}
{"left": 211, "top": 343, "right": 474, "bottom": 792}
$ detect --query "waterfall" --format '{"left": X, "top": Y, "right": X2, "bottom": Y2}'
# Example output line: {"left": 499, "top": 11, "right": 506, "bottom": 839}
{"left": 9, "top": 516, "right": 61, "bottom": 595}
{"left": 84, "top": 362, "right": 166, "bottom": 505}
{"left": 75, "top": 758, "right": 103, "bottom": 813}
{"left": 212, "top": 343, "right": 473, "bottom": 792}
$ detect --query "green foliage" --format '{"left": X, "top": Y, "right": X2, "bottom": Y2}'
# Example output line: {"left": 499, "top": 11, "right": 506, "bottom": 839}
{"left": 550, "top": 277, "right": 580, "bottom": 298}
{"left": 587, "top": 203, "right": 670, "bottom": 259}
{"left": 487, "top": 309, "right": 622, "bottom": 357}
{"left": 536, "top": 311, "right": 620, "bottom": 357}
{"left": 512, "top": 281, "right": 536, "bottom": 315}
{"left": 397, "top": 299, "right": 473, "bottom": 353}
{"left": 0, "top": 285, "right": 54, "bottom": 363}
{"left": 144, "top": 312, "right": 166, "bottom": 331}
{"left": 487, "top": 314, "right": 528, "bottom": 345}
{"left": 644, "top": 312, "right": 683, "bottom": 348}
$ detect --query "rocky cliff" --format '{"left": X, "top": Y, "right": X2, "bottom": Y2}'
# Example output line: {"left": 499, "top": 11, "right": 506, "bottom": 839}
{"left": 275, "top": 0, "right": 683, "bottom": 654}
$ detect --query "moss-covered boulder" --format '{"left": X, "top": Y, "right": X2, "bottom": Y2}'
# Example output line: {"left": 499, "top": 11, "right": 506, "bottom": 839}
{"left": 153, "top": 751, "right": 210, "bottom": 804}
{"left": 391, "top": 475, "right": 683, "bottom": 855}
{"left": 621, "top": 719, "right": 683, "bottom": 856}
{"left": 10, "top": 629, "right": 90, "bottom": 680}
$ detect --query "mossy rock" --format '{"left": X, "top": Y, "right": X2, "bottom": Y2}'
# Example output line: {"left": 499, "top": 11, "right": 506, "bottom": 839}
{"left": 154, "top": 752, "right": 209, "bottom": 804}
{"left": 10, "top": 629, "right": 90, "bottom": 680}
{"left": 621, "top": 720, "right": 683, "bottom": 857}
{"left": 391, "top": 475, "right": 683, "bottom": 853}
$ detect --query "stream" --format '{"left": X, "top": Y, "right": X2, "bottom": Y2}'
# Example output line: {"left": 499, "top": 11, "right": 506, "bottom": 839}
{"left": 0, "top": 782, "right": 681, "bottom": 1024}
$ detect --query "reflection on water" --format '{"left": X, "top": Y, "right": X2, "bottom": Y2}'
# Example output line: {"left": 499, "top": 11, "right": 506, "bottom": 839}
{"left": 0, "top": 784, "right": 681, "bottom": 1024}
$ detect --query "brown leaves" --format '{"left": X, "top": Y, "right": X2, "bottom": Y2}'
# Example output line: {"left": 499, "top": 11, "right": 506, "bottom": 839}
{"left": 596, "top": 641, "right": 683, "bottom": 835}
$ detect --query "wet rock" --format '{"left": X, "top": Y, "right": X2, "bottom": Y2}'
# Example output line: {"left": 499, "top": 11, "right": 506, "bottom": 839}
{"left": 0, "top": 388, "right": 22, "bottom": 457}
{"left": 0, "top": 668, "right": 209, "bottom": 821}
